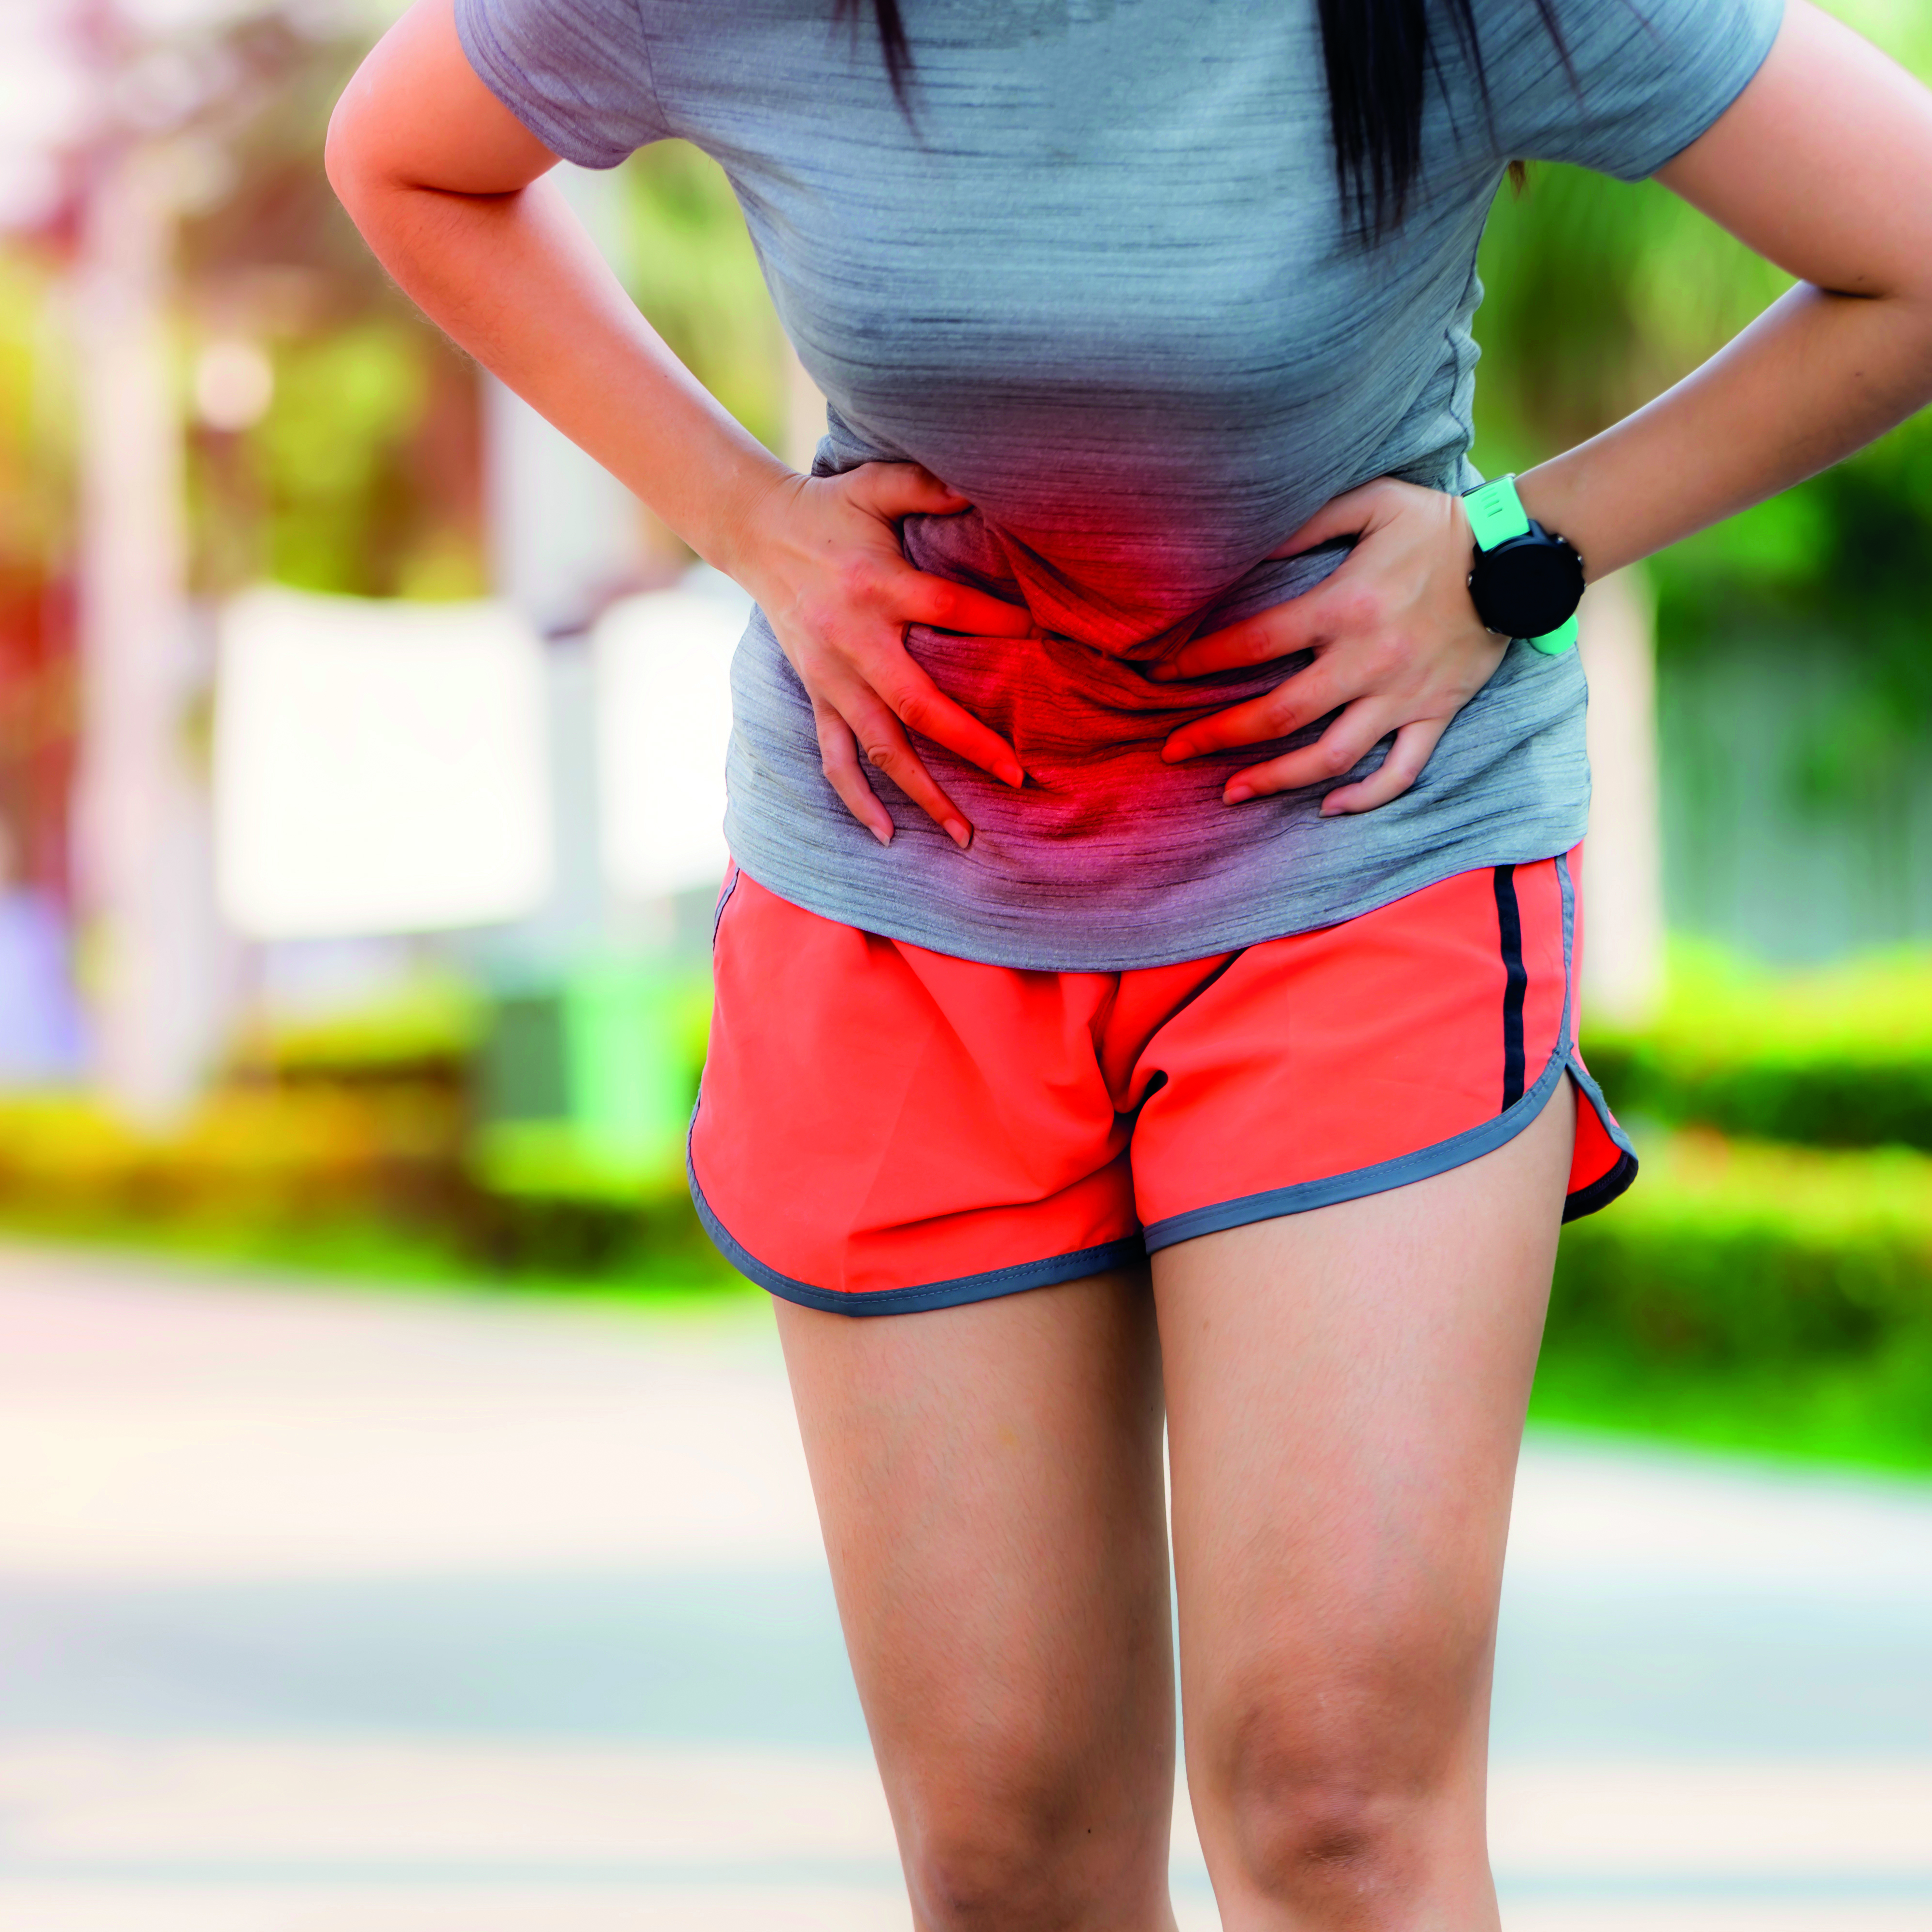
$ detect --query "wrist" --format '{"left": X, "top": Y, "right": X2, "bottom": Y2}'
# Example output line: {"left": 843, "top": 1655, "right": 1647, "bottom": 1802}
{"left": 1514, "top": 462, "right": 1600, "bottom": 585}
{"left": 692, "top": 446, "right": 799, "bottom": 590}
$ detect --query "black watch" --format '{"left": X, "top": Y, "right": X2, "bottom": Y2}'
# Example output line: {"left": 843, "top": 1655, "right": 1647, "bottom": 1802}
{"left": 1462, "top": 474, "right": 1585, "bottom": 656}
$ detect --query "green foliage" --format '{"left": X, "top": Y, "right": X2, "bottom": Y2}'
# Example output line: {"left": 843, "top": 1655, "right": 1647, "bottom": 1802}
{"left": 1554, "top": 1134, "right": 1932, "bottom": 1365}
{"left": 620, "top": 142, "right": 786, "bottom": 452}
{"left": 0, "top": 1082, "right": 735, "bottom": 1292}
{"left": 1473, "top": 166, "right": 1785, "bottom": 466}
{"left": 1584, "top": 942, "right": 1932, "bottom": 1148}
{"left": 1541, "top": 1133, "right": 1932, "bottom": 1468}
{"left": 236, "top": 321, "right": 485, "bottom": 599}
{"left": 0, "top": 252, "right": 71, "bottom": 578}
{"left": 229, "top": 969, "right": 485, "bottom": 1079}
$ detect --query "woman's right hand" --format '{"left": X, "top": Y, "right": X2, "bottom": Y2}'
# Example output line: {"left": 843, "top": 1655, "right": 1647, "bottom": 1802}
{"left": 728, "top": 462, "right": 1033, "bottom": 848}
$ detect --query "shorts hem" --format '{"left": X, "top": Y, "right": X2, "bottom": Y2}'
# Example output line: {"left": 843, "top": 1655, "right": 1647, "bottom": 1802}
{"left": 1561, "top": 1147, "right": 1639, "bottom": 1222}
{"left": 1141, "top": 1023, "right": 1575, "bottom": 1253}
{"left": 688, "top": 1138, "right": 1145, "bottom": 1316}
{"left": 1560, "top": 1050, "right": 1641, "bottom": 1222}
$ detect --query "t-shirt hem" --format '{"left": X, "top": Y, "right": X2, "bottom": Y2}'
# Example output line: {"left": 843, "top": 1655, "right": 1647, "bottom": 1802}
{"left": 723, "top": 816, "right": 1593, "bottom": 972}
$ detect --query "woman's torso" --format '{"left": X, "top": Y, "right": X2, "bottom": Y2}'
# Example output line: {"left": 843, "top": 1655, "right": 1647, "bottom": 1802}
{"left": 457, "top": 0, "right": 1782, "bottom": 968}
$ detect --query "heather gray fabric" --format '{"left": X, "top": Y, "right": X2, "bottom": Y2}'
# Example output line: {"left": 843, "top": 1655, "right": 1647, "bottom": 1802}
{"left": 459, "top": 0, "right": 1783, "bottom": 969}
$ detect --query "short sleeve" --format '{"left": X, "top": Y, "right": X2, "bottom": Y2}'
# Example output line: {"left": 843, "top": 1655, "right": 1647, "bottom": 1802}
{"left": 455, "top": 0, "right": 669, "bottom": 168}
{"left": 1482, "top": 0, "right": 1786, "bottom": 181}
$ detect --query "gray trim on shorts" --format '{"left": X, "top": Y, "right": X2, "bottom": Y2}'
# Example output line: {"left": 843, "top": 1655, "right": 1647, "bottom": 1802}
{"left": 1141, "top": 1024, "right": 1575, "bottom": 1253}
{"left": 687, "top": 1134, "right": 1146, "bottom": 1316}
{"left": 1145, "top": 852, "right": 1570, "bottom": 1251}
{"left": 688, "top": 858, "right": 1639, "bottom": 1316}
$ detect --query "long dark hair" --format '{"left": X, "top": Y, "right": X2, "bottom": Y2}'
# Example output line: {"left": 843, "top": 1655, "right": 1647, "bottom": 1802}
{"left": 836, "top": 0, "right": 1566, "bottom": 240}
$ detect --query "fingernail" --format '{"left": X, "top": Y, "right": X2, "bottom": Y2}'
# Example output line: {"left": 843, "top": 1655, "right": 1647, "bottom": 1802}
{"left": 999, "top": 763, "right": 1024, "bottom": 788}
{"left": 1224, "top": 784, "right": 1252, "bottom": 804}
{"left": 945, "top": 818, "right": 973, "bottom": 849}
{"left": 1163, "top": 740, "right": 1190, "bottom": 763}
{"left": 870, "top": 821, "right": 893, "bottom": 846}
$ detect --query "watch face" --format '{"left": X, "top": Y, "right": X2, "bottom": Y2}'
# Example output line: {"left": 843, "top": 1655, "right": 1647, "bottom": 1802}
{"left": 1469, "top": 530, "right": 1586, "bottom": 639}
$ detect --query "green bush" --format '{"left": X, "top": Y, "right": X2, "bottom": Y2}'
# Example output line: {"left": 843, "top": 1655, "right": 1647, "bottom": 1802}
{"left": 1583, "top": 944, "right": 1932, "bottom": 1149}
{"left": 1541, "top": 1132, "right": 1932, "bottom": 1467}
{"left": 1552, "top": 1133, "right": 1932, "bottom": 1363}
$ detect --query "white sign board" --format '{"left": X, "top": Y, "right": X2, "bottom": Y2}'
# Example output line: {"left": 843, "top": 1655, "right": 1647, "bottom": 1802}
{"left": 214, "top": 587, "right": 552, "bottom": 938}
{"left": 593, "top": 582, "right": 746, "bottom": 900}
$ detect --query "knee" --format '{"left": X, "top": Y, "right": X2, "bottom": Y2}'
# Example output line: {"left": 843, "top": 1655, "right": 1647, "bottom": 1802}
{"left": 898, "top": 1745, "right": 1148, "bottom": 1931}
{"left": 1203, "top": 1683, "right": 1478, "bottom": 1925}
{"left": 1222, "top": 1763, "right": 1425, "bottom": 1924}
{"left": 903, "top": 1805, "right": 1072, "bottom": 1931}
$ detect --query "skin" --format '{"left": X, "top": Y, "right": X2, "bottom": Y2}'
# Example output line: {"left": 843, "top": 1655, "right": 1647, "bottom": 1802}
{"left": 780, "top": 1089, "right": 1574, "bottom": 1930}
{"left": 327, "top": 5, "right": 1932, "bottom": 1923}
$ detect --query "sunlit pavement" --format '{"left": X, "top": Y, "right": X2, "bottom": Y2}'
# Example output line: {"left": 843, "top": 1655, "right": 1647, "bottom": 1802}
{"left": 2, "top": 1247, "right": 1930, "bottom": 1931}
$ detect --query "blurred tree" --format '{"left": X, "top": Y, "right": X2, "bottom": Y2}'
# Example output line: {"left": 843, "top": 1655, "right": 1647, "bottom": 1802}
{"left": 176, "top": 12, "right": 488, "bottom": 603}
{"left": 619, "top": 142, "right": 786, "bottom": 458}
{"left": 0, "top": 252, "right": 77, "bottom": 898}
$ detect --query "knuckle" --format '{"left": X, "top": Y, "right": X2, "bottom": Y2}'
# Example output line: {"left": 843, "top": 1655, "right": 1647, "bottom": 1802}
{"left": 799, "top": 602, "right": 850, "bottom": 656}
{"left": 1318, "top": 740, "right": 1357, "bottom": 778}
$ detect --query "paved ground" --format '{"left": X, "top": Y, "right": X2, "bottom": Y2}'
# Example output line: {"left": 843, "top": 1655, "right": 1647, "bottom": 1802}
{"left": 1, "top": 1243, "right": 1929, "bottom": 1930}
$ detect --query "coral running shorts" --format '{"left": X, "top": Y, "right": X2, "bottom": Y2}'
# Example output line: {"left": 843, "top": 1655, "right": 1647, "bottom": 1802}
{"left": 689, "top": 847, "right": 1636, "bottom": 1316}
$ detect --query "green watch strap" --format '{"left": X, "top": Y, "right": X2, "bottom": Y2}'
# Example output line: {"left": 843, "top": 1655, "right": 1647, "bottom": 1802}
{"left": 1463, "top": 473, "right": 1532, "bottom": 551}
{"left": 1463, "top": 472, "right": 1580, "bottom": 657}
{"left": 1526, "top": 613, "right": 1579, "bottom": 656}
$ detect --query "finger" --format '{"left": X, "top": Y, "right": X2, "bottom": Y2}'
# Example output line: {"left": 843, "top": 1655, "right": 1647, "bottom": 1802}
{"left": 843, "top": 691, "right": 975, "bottom": 849}
{"left": 848, "top": 461, "right": 972, "bottom": 521}
{"left": 1222, "top": 699, "right": 1392, "bottom": 804}
{"left": 1150, "top": 593, "right": 1335, "bottom": 682}
{"left": 873, "top": 655, "right": 1026, "bottom": 787}
{"left": 1161, "top": 660, "right": 1351, "bottom": 762}
{"left": 893, "top": 568, "right": 1036, "bottom": 640}
{"left": 1266, "top": 480, "right": 1389, "bottom": 558}
{"left": 813, "top": 701, "right": 895, "bottom": 846}
{"left": 1320, "top": 717, "right": 1447, "bottom": 816}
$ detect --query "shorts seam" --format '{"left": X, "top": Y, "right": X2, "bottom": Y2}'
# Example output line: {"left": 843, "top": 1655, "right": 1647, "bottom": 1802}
{"left": 710, "top": 864, "right": 742, "bottom": 949}
{"left": 1142, "top": 853, "right": 1628, "bottom": 1250}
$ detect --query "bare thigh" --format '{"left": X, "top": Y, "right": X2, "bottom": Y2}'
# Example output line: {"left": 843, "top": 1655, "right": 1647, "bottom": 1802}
{"left": 1153, "top": 1080, "right": 1577, "bottom": 1931}
{"left": 774, "top": 1267, "right": 1178, "bottom": 1932}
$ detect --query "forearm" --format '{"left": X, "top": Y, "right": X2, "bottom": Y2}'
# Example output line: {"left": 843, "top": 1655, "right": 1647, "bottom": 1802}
{"left": 328, "top": 151, "right": 787, "bottom": 578}
{"left": 1520, "top": 278, "right": 1932, "bottom": 580}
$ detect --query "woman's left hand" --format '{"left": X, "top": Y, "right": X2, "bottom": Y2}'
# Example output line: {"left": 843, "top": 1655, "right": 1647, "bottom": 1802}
{"left": 1156, "top": 478, "right": 1512, "bottom": 815}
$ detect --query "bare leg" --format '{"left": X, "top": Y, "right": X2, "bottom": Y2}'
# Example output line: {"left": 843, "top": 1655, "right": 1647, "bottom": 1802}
{"left": 775, "top": 1267, "right": 1179, "bottom": 1932}
{"left": 1156, "top": 1082, "right": 1577, "bottom": 1931}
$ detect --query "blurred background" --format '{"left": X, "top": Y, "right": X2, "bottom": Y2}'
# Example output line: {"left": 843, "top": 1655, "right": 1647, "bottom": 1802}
{"left": 0, "top": 0, "right": 1929, "bottom": 1926}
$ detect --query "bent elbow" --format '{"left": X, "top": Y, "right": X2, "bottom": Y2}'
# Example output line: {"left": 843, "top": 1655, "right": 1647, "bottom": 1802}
{"left": 323, "top": 62, "right": 398, "bottom": 230}
{"left": 323, "top": 88, "right": 370, "bottom": 215}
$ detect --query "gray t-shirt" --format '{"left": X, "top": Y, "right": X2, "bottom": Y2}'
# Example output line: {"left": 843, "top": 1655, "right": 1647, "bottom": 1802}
{"left": 459, "top": 0, "right": 1782, "bottom": 969}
